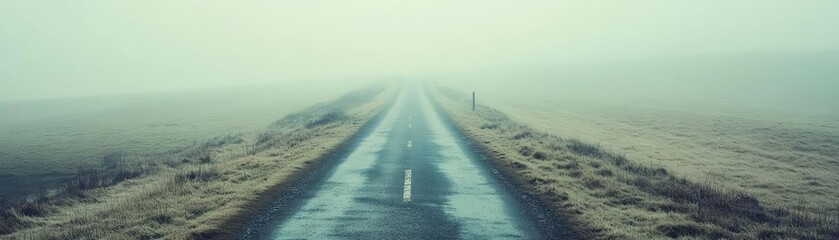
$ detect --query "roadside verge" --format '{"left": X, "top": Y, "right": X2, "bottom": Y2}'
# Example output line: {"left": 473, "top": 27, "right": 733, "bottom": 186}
{"left": 426, "top": 84, "right": 838, "bottom": 239}
{"left": 1, "top": 82, "right": 399, "bottom": 239}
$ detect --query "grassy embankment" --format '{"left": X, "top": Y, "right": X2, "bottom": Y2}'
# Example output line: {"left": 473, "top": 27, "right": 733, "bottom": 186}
{"left": 481, "top": 94, "right": 839, "bottom": 217}
{"left": 428, "top": 85, "right": 838, "bottom": 239}
{"left": 0, "top": 81, "right": 362, "bottom": 201}
{"left": 0, "top": 83, "right": 398, "bottom": 239}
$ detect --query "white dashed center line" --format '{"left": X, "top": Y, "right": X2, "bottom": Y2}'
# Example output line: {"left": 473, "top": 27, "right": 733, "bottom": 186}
{"left": 403, "top": 170, "right": 412, "bottom": 203}
{"left": 407, "top": 140, "right": 412, "bottom": 148}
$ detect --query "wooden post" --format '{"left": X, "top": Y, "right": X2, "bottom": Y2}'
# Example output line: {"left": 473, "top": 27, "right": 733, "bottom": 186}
{"left": 472, "top": 92, "right": 476, "bottom": 111}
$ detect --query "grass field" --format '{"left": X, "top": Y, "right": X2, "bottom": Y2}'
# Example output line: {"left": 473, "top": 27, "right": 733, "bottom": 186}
{"left": 0, "top": 80, "right": 372, "bottom": 201}
{"left": 0, "top": 82, "right": 398, "bottom": 239}
{"left": 430, "top": 85, "right": 839, "bottom": 238}
{"left": 440, "top": 52, "right": 839, "bottom": 214}
{"left": 481, "top": 97, "right": 839, "bottom": 215}
{"left": 429, "top": 52, "right": 839, "bottom": 238}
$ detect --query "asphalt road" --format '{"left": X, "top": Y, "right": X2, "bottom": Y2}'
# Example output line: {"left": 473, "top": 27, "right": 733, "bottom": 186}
{"left": 238, "top": 82, "right": 575, "bottom": 239}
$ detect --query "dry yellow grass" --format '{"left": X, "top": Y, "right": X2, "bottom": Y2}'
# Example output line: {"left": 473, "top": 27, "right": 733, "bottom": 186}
{"left": 487, "top": 97, "right": 839, "bottom": 216}
{"left": 428, "top": 84, "right": 838, "bottom": 239}
{"left": 0, "top": 81, "right": 363, "bottom": 177}
{"left": 1, "top": 83, "right": 398, "bottom": 239}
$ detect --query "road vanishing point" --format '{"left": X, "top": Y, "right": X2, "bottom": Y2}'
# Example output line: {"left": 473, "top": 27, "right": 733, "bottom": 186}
{"left": 238, "top": 82, "right": 575, "bottom": 239}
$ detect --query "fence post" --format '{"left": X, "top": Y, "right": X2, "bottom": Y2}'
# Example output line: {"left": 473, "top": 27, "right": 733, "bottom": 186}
{"left": 472, "top": 91, "right": 476, "bottom": 111}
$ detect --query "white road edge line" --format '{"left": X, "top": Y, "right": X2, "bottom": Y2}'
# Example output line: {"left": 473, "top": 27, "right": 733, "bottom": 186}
{"left": 403, "top": 169, "right": 412, "bottom": 203}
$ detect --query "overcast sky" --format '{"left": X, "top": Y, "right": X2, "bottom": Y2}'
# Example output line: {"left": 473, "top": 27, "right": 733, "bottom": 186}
{"left": 2, "top": 0, "right": 838, "bottom": 101}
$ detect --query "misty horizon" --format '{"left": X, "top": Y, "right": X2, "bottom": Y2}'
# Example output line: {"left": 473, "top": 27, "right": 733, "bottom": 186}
{"left": 3, "top": 1, "right": 839, "bottom": 101}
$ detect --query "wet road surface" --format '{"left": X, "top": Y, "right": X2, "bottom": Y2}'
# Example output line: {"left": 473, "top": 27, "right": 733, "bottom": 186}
{"left": 238, "top": 83, "right": 575, "bottom": 239}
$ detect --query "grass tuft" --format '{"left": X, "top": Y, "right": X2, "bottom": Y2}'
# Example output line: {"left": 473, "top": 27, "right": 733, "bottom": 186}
{"left": 566, "top": 140, "right": 605, "bottom": 159}
{"left": 306, "top": 111, "right": 347, "bottom": 129}
{"left": 173, "top": 166, "right": 220, "bottom": 184}
{"left": 519, "top": 146, "right": 533, "bottom": 156}
{"left": 513, "top": 131, "right": 532, "bottom": 140}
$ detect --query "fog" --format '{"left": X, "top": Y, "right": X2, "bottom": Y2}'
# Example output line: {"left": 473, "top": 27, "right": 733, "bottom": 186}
{"left": 2, "top": 1, "right": 839, "bottom": 101}
{"left": 2, "top": 2, "right": 839, "bottom": 237}
{"left": 441, "top": 51, "right": 839, "bottom": 117}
